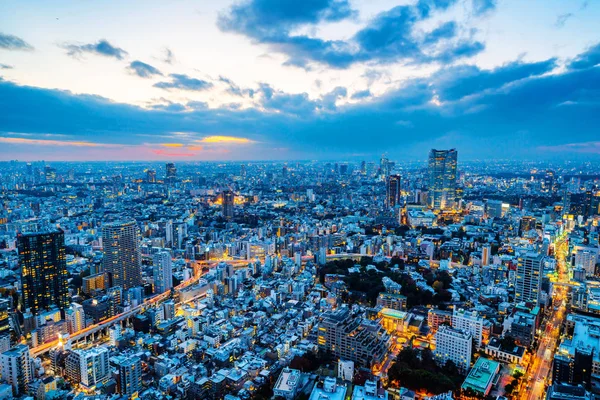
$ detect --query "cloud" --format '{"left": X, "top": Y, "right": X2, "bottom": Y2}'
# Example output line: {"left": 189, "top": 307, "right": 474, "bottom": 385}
{"left": 162, "top": 48, "right": 175, "bottom": 64}
{"left": 0, "top": 64, "right": 13, "bottom": 69}
{"left": 0, "top": 33, "right": 34, "bottom": 51}
{"left": 0, "top": 44, "right": 599, "bottom": 160}
{"left": 555, "top": 13, "right": 573, "bottom": 28}
{"left": 128, "top": 60, "right": 162, "bottom": 78}
{"left": 219, "top": 76, "right": 255, "bottom": 97}
{"left": 160, "top": 143, "right": 184, "bottom": 147}
{"left": 351, "top": 89, "right": 371, "bottom": 100}
{"left": 0, "top": 137, "right": 115, "bottom": 147}
{"left": 196, "top": 135, "right": 254, "bottom": 144}
{"left": 154, "top": 74, "right": 213, "bottom": 91}
{"left": 63, "top": 39, "right": 128, "bottom": 60}
{"left": 472, "top": 0, "right": 497, "bottom": 16}
{"left": 568, "top": 43, "right": 600, "bottom": 70}
{"left": 219, "top": 0, "right": 483, "bottom": 68}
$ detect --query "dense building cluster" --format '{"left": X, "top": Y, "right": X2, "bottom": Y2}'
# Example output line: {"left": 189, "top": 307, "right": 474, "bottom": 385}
{"left": 0, "top": 152, "right": 599, "bottom": 399}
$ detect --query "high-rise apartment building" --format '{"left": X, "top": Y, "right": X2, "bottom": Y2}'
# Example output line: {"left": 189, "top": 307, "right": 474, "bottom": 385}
{"left": 575, "top": 248, "right": 598, "bottom": 277}
{"left": 428, "top": 149, "right": 458, "bottom": 210}
{"left": 153, "top": 251, "right": 173, "bottom": 294}
{"left": 452, "top": 308, "right": 484, "bottom": 349}
{"left": 386, "top": 174, "right": 401, "bottom": 209}
{"left": 18, "top": 230, "right": 69, "bottom": 316}
{"left": 222, "top": 190, "right": 235, "bottom": 220}
{"left": 102, "top": 221, "right": 142, "bottom": 290}
{"left": 76, "top": 347, "right": 110, "bottom": 388}
{"left": 434, "top": 325, "right": 472, "bottom": 373}
{"left": 117, "top": 356, "right": 142, "bottom": 398}
{"left": 515, "top": 252, "right": 544, "bottom": 305}
{"left": 65, "top": 303, "right": 86, "bottom": 334}
{"left": 0, "top": 344, "right": 34, "bottom": 395}
{"left": 317, "top": 307, "right": 390, "bottom": 367}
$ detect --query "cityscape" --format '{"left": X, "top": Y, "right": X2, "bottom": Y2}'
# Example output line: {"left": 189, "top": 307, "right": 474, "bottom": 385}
{"left": 1, "top": 1, "right": 600, "bottom": 400}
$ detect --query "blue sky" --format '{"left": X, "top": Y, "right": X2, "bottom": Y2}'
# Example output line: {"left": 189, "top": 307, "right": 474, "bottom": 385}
{"left": 0, "top": 0, "right": 599, "bottom": 161}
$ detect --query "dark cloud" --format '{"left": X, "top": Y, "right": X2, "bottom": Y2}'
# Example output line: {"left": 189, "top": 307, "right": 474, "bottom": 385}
{"left": 219, "top": 76, "right": 255, "bottom": 97}
{"left": 1, "top": 45, "right": 598, "bottom": 159}
{"left": 351, "top": 89, "right": 371, "bottom": 100}
{"left": 219, "top": 0, "right": 483, "bottom": 68}
{"left": 162, "top": 48, "right": 175, "bottom": 64}
{"left": 63, "top": 39, "right": 128, "bottom": 60}
{"left": 218, "top": 0, "right": 355, "bottom": 38}
{"left": 0, "top": 63, "right": 13, "bottom": 69}
{"left": 0, "top": 33, "right": 34, "bottom": 51}
{"left": 128, "top": 61, "right": 162, "bottom": 78}
{"left": 555, "top": 13, "right": 573, "bottom": 28}
{"left": 154, "top": 74, "right": 213, "bottom": 91}
{"left": 472, "top": 0, "right": 497, "bottom": 16}
{"left": 569, "top": 43, "right": 600, "bottom": 70}
{"left": 432, "top": 58, "right": 557, "bottom": 101}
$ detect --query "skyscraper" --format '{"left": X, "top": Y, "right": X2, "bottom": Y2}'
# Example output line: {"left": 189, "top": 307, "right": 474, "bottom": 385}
{"left": 222, "top": 190, "right": 234, "bottom": 220}
{"left": 0, "top": 299, "right": 10, "bottom": 353}
{"left": 165, "top": 162, "right": 176, "bottom": 183}
{"left": 428, "top": 149, "right": 458, "bottom": 210}
{"left": 102, "top": 221, "right": 142, "bottom": 290}
{"left": 18, "top": 230, "right": 69, "bottom": 316}
{"left": 386, "top": 174, "right": 401, "bottom": 209}
{"left": 153, "top": 251, "right": 173, "bottom": 294}
{"left": 515, "top": 252, "right": 544, "bottom": 304}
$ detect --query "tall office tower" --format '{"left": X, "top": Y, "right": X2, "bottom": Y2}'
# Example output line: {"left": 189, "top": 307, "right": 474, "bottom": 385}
{"left": 153, "top": 251, "right": 173, "bottom": 294}
{"left": 386, "top": 174, "right": 401, "bottom": 209}
{"left": 0, "top": 344, "right": 34, "bottom": 396}
{"left": 102, "top": 221, "right": 142, "bottom": 290}
{"left": 65, "top": 303, "right": 86, "bottom": 334}
{"left": 434, "top": 325, "right": 472, "bottom": 373}
{"left": 519, "top": 216, "right": 537, "bottom": 236}
{"left": 360, "top": 161, "right": 366, "bottom": 175}
{"left": 0, "top": 299, "right": 10, "bottom": 353}
{"left": 146, "top": 169, "right": 156, "bottom": 183}
{"left": 18, "top": 230, "right": 69, "bottom": 316}
{"left": 166, "top": 220, "right": 187, "bottom": 249}
{"left": 317, "top": 307, "right": 390, "bottom": 367}
{"left": 379, "top": 155, "right": 389, "bottom": 177}
{"left": 428, "top": 148, "right": 458, "bottom": 210}
{"left": 222, "top": 190, "right": 235, "bottom": 220}
{"left": 515, "top": 252, "right": 544, "bottom": 305}
{"left": 481, "top": 245, "right": 491, "bottom": 266}
{"left": 78, "top": 347, "right": 110, "bottom": 388}
{"left": 117, "top": 356, "right": 142, "bottom": 398}
{"left": 165, "top": 162, "right": 176, "bottom": 182}
{"left": 452, "top": 308, "right": 484, "bottom": 348}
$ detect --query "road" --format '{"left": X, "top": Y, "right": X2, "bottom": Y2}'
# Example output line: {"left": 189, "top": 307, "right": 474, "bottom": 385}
{"left": 521, "top": 235, "right": 569, "bottom": 400}
{"left": 30, "top": 252, "right": 374, "bottom": 357}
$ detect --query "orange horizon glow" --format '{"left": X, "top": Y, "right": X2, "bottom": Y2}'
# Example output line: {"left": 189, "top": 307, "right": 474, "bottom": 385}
{"left": 196, "top": 135, "right": 255, "bottom": 144}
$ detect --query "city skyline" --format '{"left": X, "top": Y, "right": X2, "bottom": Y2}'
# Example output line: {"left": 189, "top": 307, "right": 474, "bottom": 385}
{"left": 1, "top": 0, "right": 600, "bottom": 161}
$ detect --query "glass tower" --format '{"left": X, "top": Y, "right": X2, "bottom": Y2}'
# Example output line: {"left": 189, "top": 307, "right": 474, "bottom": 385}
{"left": 428, "top": 148, "right": 458, "bottom": 210}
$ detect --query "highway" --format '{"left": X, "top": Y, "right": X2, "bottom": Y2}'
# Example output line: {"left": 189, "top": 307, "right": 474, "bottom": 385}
{"left": 521, "top": 235, "right": 569, "bottom": 400}
{"left": 30, "top": 252, "right": 376, "bottom": 357}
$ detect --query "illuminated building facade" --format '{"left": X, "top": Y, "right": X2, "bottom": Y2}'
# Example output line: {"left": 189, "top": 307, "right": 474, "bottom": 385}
{"left": 428, "top": 148, "right": 458, "bottom": 211}
{"left": 386, "top": 174, "right": 401, "bottom": 209}
{"left": 515, "top": 252, "right": 544, "bottom": 305}
{"left": 18, "top": 230, "right": 69, "bottom": 316}
{"left": 222, "top": 190, "right": 235, "bottom": 220}
{"left": 165, "top": 162, "right": 177, "bottom": 182}
{"left": 102, "top": 221, "right": 142, "bottom": 290}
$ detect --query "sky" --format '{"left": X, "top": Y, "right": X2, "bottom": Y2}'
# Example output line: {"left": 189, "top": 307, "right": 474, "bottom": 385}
{"left": 0, "top": 0, "right": 599, "bottom": 161}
